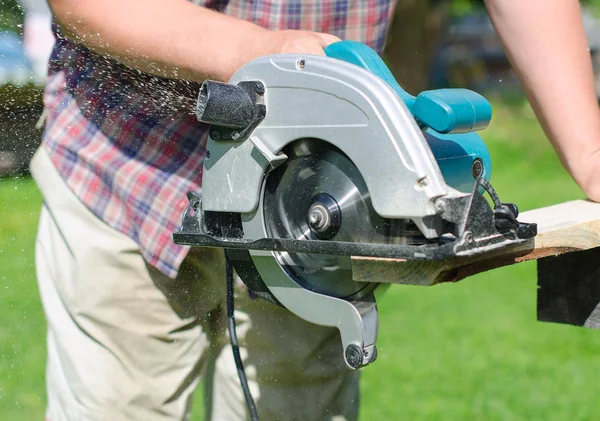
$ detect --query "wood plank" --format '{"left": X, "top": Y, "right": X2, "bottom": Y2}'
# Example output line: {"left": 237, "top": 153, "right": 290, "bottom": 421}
{"left": 537, "top": 248, "right": 600, "bottom": 328}
{"left": 351, "top": 200, "right": 600, "bottom": 286}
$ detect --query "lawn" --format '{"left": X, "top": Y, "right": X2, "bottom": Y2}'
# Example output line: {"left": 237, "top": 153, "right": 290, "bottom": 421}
{"left": 2, "top": 97, "right": 600, "bottom": 420}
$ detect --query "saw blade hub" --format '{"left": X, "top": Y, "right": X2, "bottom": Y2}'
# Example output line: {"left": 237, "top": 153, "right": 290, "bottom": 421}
{"left": 307, "top": 193, "right": 341, "bottom": 240}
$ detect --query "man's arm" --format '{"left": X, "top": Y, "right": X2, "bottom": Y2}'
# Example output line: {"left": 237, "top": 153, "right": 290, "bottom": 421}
{"left": 485, "top": 0, "right": 600, "bottom": 200}
{"left": 48, "top": 0, "right": 339, "bottom": 82}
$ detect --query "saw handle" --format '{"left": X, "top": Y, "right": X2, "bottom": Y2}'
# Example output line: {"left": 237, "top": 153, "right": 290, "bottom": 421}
{"left": 324, "top": 40, "right": 492, "bottom": 134}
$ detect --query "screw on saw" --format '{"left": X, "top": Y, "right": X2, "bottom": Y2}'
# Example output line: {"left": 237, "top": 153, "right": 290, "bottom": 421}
{"left": 345, "top": 345, "right": 364, "bottom": 369}
{"left": 472, "top": 158, "right": 484, "bottom": 179}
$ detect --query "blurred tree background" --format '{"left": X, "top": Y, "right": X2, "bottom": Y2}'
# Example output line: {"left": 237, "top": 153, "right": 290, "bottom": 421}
{"left": 384, "top": 0, "right": 491, "bottom": 94}
{"left": 385, "top": 0, "right": 600, "bottom": 94}
{"left": 385, "top": 0, "right": 452, "bottom": 94}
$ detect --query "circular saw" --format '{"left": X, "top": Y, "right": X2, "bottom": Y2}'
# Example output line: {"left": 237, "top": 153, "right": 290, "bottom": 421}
{"left": 174, "top": 41, "right": 536, "bottom": 370}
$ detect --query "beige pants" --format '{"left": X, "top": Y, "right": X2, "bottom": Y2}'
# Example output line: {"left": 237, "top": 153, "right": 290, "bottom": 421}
{"left": 31, "top": 148, "right": 359, "bottom": 421}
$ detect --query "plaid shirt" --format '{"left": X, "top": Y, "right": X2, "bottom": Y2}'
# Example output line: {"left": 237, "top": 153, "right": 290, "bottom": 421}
{"left": 42, "top": 0, "right": 396, "bottom": 278}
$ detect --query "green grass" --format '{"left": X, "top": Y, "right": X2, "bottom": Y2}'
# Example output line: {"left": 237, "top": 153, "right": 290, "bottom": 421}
{"left": 0, "top": 175, "right": 46, "bottom": 419}
{"left": 2, "top": 97, "right": 600, "bottom": 420}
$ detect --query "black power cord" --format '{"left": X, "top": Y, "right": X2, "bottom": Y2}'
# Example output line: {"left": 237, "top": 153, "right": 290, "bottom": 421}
{"left": 225, "top": 252, "right": 259, "bottom": 421}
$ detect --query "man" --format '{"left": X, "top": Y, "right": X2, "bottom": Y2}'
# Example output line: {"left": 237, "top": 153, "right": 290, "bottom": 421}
{"left": 31, "top": 0, "right": 600, "bottom": 420}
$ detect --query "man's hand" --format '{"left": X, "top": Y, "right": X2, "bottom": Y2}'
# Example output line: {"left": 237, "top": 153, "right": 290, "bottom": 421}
{"left": 265, "top": 30, "right": 341, "bottom": 56}
{"left": 485, "top": 0, "right": 600, "bottom": 201}
{"left": 49, "top": 0, "right": 340, "bottom": 83}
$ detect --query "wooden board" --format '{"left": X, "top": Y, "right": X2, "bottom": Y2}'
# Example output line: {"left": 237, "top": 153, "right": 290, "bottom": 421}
{"left": 351, "top": 200, "right": 600, "bottom": 286}
{"left": 537, "top": 247, "right": 600, "bottom": 328}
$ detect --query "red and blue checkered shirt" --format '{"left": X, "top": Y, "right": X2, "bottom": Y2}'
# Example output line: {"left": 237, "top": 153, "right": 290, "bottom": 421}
{"left": 42, "top": 0, "right": 396, "bottom": 278}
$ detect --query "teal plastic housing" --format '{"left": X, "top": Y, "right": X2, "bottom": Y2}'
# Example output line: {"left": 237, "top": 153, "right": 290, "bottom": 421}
{"left": 425, "top": 130, "right": 492, "bottom": 193}
{"left": 324, "top": 40, "right": 493, "bottom": 192}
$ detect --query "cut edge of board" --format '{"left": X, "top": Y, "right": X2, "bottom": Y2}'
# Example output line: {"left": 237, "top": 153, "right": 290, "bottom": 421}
{"left": 351, "top": 200, "right": 600, "bottom": 286}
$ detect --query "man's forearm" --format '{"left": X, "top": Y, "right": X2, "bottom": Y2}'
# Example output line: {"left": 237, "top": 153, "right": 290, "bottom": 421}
{"left": 485, "top": 0, "right": 600, "bottom": 199}
{"left": 49, "top": 0, "right": 337, "bottom": 83}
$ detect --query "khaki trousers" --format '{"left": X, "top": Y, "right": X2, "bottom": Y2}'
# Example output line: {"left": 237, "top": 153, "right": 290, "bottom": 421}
{"left": 31, "top": 148, "right": 359, "bottom": 421}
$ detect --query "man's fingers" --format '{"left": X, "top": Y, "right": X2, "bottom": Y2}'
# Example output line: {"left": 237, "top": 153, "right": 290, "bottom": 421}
{"left": 317, "top": 33, "right": 342, "bottom": 47}
{"left": 266, "top": 30, "right": 342, "bottom": 57}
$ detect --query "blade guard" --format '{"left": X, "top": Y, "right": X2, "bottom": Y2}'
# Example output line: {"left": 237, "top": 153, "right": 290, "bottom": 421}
{"left": 325, "top": 40, "right": 493, "bottom": 193}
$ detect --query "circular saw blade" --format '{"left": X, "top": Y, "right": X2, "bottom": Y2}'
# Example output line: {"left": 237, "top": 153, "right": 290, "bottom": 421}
{"left": 263, "top": 139, "right": 422, "bottom": 299}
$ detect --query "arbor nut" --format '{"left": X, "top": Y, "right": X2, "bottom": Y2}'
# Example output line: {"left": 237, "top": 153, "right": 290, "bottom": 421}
{"left": 308, "top": 204, "right": 329, "bottom": 231}
{"left": 307, "top": 193, "right": 341, "bottom": 240}
{"left": 345, "top": 344, "right": 364, "bottom": 369}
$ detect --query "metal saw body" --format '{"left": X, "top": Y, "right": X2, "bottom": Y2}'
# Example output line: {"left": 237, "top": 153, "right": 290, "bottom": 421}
{"left": 173, "top": 41, "right": 536, "bottom": 369}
